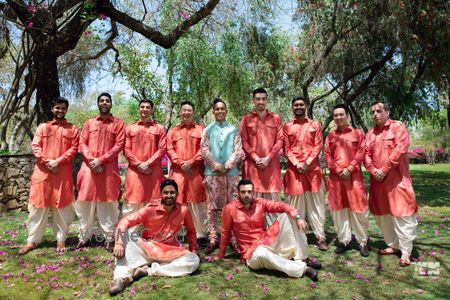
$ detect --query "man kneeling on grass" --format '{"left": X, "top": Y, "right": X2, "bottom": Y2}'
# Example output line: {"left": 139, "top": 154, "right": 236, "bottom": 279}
{"left": 210, "top": 179, "right": 320, "bottom": 281}
{"left": 109, "top": 179, "right": 199, "bottom": 295}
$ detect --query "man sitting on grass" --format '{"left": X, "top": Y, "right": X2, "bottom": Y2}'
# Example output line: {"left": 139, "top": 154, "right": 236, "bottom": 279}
{"left": 109, "top": 179, "right": 199, "bottom": 295}
{"left": 211, "top": 179, "right": 320, "bottom": 281}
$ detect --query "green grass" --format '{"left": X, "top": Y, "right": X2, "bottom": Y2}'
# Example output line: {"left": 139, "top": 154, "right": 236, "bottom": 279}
{"left": 0, "top": 164, "right": 449, "bottom": 299}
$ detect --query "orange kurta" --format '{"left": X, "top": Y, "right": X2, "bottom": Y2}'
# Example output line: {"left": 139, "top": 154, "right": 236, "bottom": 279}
{"left": 77, "top": 115, "right": 125, "bottom": 202}
{"left": 29, "top": 119, "right": 79, "bottom": 208}
{"left": 239, "top": 111, "right": 283, "bottom": 193}
{"left": 124, "top": 120, "right": 166, "bottom": 204}
{"left": 365, "top": 120, "right": 418, "bottom": 216}
{"left": 283, "top": 118, "right": 325, "bottom": 195}
{"left": 217, "top": 198, "right": 298, "bottom": 262}
{"left": 115, "top": 202, "right": 197, "bottom": 260}
{"left": 324, "top": 126, "right": 367, "bottom": 212}
{"left": 167, "top": 122, "right": 206, "bottom": 204}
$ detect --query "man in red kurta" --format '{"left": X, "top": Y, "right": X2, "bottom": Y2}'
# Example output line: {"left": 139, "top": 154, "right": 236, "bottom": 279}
{"left": 365, "top": 101, "right": 418, "bottom": 267}
{"left": 283, "top": 96, "right": 328, "bottom": 250}
{"left": 76, "top": 92, "right": 125, "bottom": 250}
{"left": 240, "top": 88, "right": 283, "bottom": 223}
{"left": 123, "top": 99, "right": 166, "bottom": 216}
{"left": 20, "top": 97, "right": 79, "bottom": 254}
{"left": 211, "top": 179, "right": 319, "bottom": 281}
{"left": 109, "top": 179, "right": 199, "bottom": 295}
{"left": 324, "top": 104, "right": 369, "bottom": 257}
{"left": 167, "top": 101, "right": 207, "bottom": 244}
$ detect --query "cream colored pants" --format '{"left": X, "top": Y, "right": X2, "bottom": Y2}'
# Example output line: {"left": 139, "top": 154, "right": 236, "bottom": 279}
{"left": 286, "top": 182, "right": 326, "bottom": 239}
{"left": 75, "top": 201, "right": 119, "bottom": 243}
{"left": 187, "top": 202, "right": 208, "bottom": 238}
{"left": 332, "top": 208, "right": 369, "bottom": 245}
{"left": 114, "top": 238, "right": 199, "bottom": 280}
{"left": 375, "top": 214, "right": 417, "bottom": 258}
{"left": 246, "top": 213, "right": 308, "bottom": 278}
{"left": 26, "top": 203, "right": 74, "bottom": 245}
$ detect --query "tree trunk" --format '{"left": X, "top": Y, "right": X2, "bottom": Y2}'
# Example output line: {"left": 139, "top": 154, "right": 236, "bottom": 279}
{"left": 0, "top": 120, "right": 9, "bottom": 151}
{"left": 35, "top": 50, "right": 60, "bottom": 124}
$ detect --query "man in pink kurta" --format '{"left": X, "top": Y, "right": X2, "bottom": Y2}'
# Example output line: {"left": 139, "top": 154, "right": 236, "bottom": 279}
{"left": 240, "top": 88, "right": 283, "bottom": 219}
{"left": 20, "top": 98, "right": 79, "bottom": 254}
{"left": 324, "top": 104, "right": 369, "bottom": 257}
{"left": 167, "top": 101, "right": 207, "bottom": 243}
{"left": 76, "top": 93, "right": 125, "bottom": 250}
{"left": 283, "top": 96, "right": 328, "bottom": 250}
{"left": 123, "top": 99, "right": 166, "bottom": 216}
{"left": 365, "top": 101, "right": 418, "bottom": 267}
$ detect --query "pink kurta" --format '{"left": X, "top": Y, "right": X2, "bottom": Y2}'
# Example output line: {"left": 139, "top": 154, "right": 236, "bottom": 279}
{"left": 283, "top": 118, "right": 325, "bottom": 195}
{"left": 324, "top": 126, "right": 367, "bottom": 212}
{"left": 77, "top": 115, "right": 125, "bottom": 202}
{"left": 365, "top": 119, "right": 418, "bottom": 216}
{"left": 124, "top": 120, "right": 166, "bottom": 204}
{"left": 29, "top": 119, "right": 79, "bottom": 208}
{"left": 166, "top": 122, "right": 206, "bottom": 204}
{"left": 218, "top": 198, "right": 298, "bottom": 262}
{"left": 115, "top": 202, "right": 197, "bottom": 260}
{"left": 239, "top": 111, "right": 283, "bottom": 193}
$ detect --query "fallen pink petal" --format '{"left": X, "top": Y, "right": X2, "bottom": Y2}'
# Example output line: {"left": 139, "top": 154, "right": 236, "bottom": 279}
{"left": 309, "top": 282, "right": 316, "bottom": 289}
{"left": 226, "top": 274, "right": 234, "bottom": 281}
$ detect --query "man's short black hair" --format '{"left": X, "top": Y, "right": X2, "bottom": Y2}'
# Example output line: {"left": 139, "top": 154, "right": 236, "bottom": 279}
{"left": 332, "top": 103, "right": 350, "bottom": 115}
{"left": 238, "top": 179, "right": 253, "bottom": 191}
{"left": 139, "top": 98, "right": 154, "bottom": 108}
{"left": 370, "top": 101, "right": 390, "bottom": 112}
{"left": 252, "top": 88, "right": 268, "bottom": 98}
{"left": 160, "top": 178, "right": 178, "bottom": 193}
{"left": 97, "top": 92, "right": 112, "bottom": 104}
{"left": 292, "top": 95, "right": 309, "bottom": 106}
{"left": 51, "top": 97, "right": 69, "bottom": 109}
{"left": 180, "top": 101, "right": 195, "bottom": 111}
{"left": 212, "top": 98, "right": 227, "bottom": 109}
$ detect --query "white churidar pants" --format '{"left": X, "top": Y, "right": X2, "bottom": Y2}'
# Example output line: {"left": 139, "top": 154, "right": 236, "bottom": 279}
{"left": 375, "top": 214, "right": 417, "bottom": 258}
{"left": 332, "top": 208, "right": 369, "bottom": 245}
{"left": 187, "top": 202, "right": 208, "bottom": 238}
{"left": 75, "top": 201, "right": 119, "bottom": 243}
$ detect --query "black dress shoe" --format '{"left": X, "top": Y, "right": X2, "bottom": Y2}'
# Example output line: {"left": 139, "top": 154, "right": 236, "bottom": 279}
{"left": 197, "top": 237, "right": 208, "bottom": 249}
{"left": 359, "top": 244, "right": 369, "bottom": 257}
{"left": 109, "top": 278, "right": 132, "bottom": 295}
{"left": 334, "top": 243, "right": 350, "bottom": 254}
{"left": 304, "top": 267, "right": 319, "bottom": 282}
{"left": 304, "top": 257, "right": 322, "bottom": 269}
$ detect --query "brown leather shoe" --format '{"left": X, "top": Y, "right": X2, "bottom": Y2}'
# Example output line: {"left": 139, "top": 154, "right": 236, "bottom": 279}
{"left": 132, "top": 266, "right": 149, "bottom": 280}
{"left": 19, "top": 243, "right": 37, "bottom": 255}
{"left": 304, "top": 257, "right": 322, "bottom": 269}
{"left": 304, "top": 267, "right": 319, "bottom": 282}
{"left": 317, "top": 238, "right": 328, "bottom": 251}
{"left": 109, "top": 278, "right": 132, "bottom": 295}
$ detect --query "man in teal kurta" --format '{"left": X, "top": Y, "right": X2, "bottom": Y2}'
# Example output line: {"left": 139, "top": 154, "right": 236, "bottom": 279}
{"left": 201, "top": 98, "right": 243, "bottom": 253}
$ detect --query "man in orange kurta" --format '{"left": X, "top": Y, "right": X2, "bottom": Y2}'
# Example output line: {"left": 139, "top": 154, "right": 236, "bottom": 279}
{"left": 20, "top": 97, "right": 79, "bottom": 254}
{"left": 167, "top": 101, "right": 207, "bottom": 243}
{"left": 76, "top": 93, "right": 125, "bottom": 250}
{"left": 109, "top": 179, "right": 199, "bottom": 295}
{"left": 123, "top": 99, "right": 166, "bottom": 216}
{"left": 365, "top": 101, "right": 418, "bottom": 267}
{"left": 211, "top": 179, "right": 319, "bottom": 281}
{"left": 240, "top": 88, "right": 283, "bottom": 223}
{"left": 324, "top": 104, "right": 369, "bottom": 257}
{"left": 283, "top": 96, "right": 328, "bottom": 250}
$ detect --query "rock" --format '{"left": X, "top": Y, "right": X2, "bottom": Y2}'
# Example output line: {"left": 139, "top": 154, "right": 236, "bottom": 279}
{"left": 5, "top": 168, "right": 20, "bottom": 177}
{"left": 6, "top": 199, "right": 19, "bottom": 209}
{"left": 0, "top": 203, "right": 5, "bottom": 214}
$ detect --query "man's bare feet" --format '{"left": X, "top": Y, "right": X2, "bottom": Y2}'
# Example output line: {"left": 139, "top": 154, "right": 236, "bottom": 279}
{"left": 56, "top": 241, "right": 66, "bottom": 252}
{"left": 19, "top": 243, "right": 37, "bottom": 255}
{"left": 378, "top": 247, "right": 400, "bottom": 255}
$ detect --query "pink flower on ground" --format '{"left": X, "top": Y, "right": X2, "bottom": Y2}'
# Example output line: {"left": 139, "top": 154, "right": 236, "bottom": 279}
{"left": 129, "top": 288, "right": 137, "bottom": 297}
{"left": 2, "top": 273, "right": 13, "bottom": 279}
{"left": 261, "top": 283, "right": 270, "bottom": 293}
{"left": 226, "top": 274, "right": 234, "bottom": 281}
{"left": 336, "top": 279, "right": 342, "bottom": 283}
{"left": 309, "top": 282, "right": 316, "bottom": 289}
{"left": 435, "top": 230, "right": 440, "bottom": 235}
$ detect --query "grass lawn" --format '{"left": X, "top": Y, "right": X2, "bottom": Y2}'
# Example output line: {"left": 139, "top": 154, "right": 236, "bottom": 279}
{"left": 0, "top": 164, "right": 448, "bottom": 299}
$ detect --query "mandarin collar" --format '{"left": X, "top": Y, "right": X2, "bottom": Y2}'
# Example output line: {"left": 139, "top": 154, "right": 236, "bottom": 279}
{"left": 96, "top": 114, "right": 114, "bottom": 122}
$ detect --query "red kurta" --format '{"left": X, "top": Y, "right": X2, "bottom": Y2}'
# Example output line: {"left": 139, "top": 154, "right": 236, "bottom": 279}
{"left": 239, "top": 111, "right": 283, "bottom": 193}
{"left": 365, "top": 119, "right": 418, "bottom": 216}
{"left": 166, "top": 122, "right": 206, "bottom": 204}
{"left": 324, "top": 126, "right": 367, "bottom": 212}
{"left": 29, "top": 119, "right": 79, "bottom": 208}
{"left": 115, "top": 202, "right": 197, "bottom": 259}
{"left": 123, "top": 120, "right": 166, "bottom": 204}
{"left": 217, "top": 198, "right": 298, "bottom": 262}
{"left": 77, "top": 115, "right": 125, "bottom": 202}
{"left": 283, "top": 118, "right": 325, "bottom": 195}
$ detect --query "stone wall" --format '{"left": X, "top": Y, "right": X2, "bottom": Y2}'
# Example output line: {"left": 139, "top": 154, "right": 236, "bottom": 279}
{"left": 0, "top": 153, "right": 83, "bottom": 213}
